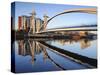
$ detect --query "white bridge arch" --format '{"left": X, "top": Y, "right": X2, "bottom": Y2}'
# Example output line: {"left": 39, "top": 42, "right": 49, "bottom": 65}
{"left": 42, "top": 8, "right": 97, "bottom": 31}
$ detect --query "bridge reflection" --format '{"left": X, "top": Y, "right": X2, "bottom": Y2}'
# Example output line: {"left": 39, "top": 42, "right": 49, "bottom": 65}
{"left": 18, "top": 39, "right": 66, "bottom": 70}
{"left": 17, "top": 37, "right": 97, "bottom": 68}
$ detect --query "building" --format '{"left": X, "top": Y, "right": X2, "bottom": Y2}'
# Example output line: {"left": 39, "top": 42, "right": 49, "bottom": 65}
{"left": 30, "top": 10, "right": 36, "bottom": 34}
{"left": 18, "top": 16, "right": 22, "bottom": 30}
{"left": 22, "top": 16, "right": 27, "bottom": 30}
{"left": 18, "top": 16, "right": 31, "bottom": 31}
{"left": 29, "top": 10, "right": 43, "bottom": 33}
{"left": 18, "top": 10, "right": 44, "bottom": 33}
{"left": 26, "top": 16, "right": 31, "bottom": 32}
{"left": 18, "top": 16, "right": 27, "bottom": 31}
{"left": 36, "top": 18, "right": 43, "bottom": 32}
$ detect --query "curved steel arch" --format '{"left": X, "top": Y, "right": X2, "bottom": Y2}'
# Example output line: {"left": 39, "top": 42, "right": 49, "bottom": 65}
{"left": 43, "top": 8, "right": 97, "bottom": 30}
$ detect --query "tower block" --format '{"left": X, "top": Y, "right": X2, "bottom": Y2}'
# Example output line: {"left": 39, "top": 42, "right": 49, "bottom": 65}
{"left": 30, "top": 10, "right": 36, "bottom": 34}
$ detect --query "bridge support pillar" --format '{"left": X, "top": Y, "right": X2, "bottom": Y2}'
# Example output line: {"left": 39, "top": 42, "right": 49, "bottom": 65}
{"left": 43, "top": 14, "right": 49, "bottom": 31}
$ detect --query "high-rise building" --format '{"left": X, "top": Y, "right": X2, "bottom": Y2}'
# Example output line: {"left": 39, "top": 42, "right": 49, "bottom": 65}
{"left": 36, "top": 18, "right": 43, "bottom": 32}
{"left": 26, "top": 16, "right": 31, "bottom": 32}
{"left": 22, "top": 15, "right": 27, "bottom": 30}
{"left": 18, "top": 16, "right": 22, "bottom": 30}
{"left": 18, "top": 15, "right": 31, "bottom": 31}
{"left": 18, "top": 15, "right": 27, "bottom": 30}
{"left": 18, "top": 10, "right": 44, "bottom": 33}
{"left": 30, "top": 10, "right": 36, "bottom": 34}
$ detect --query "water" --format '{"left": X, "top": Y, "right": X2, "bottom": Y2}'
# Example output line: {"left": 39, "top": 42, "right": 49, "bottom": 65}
{"left": 47, "top": 39, "right": 97, "bottom": 59}
{"left": 12, "top": 37, "right": 97, "bottom": 73}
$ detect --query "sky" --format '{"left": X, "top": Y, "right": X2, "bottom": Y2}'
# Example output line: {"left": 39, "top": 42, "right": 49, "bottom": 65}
{"left": 12, "top": 2, "right": 97, "bottom": 30}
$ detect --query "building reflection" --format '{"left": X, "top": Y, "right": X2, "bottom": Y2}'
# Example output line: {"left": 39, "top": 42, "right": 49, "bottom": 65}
{"left": 80, "top": 39, "right": 91, "bottom": 49}
{"left": 17, "top": 39, "right": 66, "bottom": 70}
{"left": 17, "top": 38, "right": 95, "bottom": 62}
{"left": 18, "top": 39, "right": 45, "bottom": 64}
{"left": 56, "top": 38, "right": 93, "bottom": 49}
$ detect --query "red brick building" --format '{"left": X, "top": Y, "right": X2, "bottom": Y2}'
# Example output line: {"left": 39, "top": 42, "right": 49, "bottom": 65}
{"left": 18, "top": 16, "right": 22, "bottom": 30}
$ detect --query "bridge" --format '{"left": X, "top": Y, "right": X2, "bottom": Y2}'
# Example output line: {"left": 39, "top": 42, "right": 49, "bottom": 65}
{"left": 39, "top": 8, "right": 97, "bottom": 31}
{"left": 26, "top": 8, "right": 97, "bottom": 36}
{"left": 36, "top": 25, "right": 97, "bottom": 34}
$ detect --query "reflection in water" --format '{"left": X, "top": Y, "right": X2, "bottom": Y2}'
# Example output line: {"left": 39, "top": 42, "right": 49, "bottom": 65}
{"left": 17, "top": 39, "right": 66, "bottom": 70}
{"left": 15, "top": 37, "right": 97, "bottom": 72}
{"left": 18, "top": 40, "right": 44, "bottom": 64}
{"left": 80, "top": 39, "right": 91, "bottom": 49}
{"left": 48, "top": 37, "right": 97, "bottom": 59}
{"left": 54, "top": 38, "right": 94, "bottom": 49}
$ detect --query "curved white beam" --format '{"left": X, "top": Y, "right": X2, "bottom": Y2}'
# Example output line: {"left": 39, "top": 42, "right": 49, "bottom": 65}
{"left": 43, "top": 8, "right": 97, "bottom": 30}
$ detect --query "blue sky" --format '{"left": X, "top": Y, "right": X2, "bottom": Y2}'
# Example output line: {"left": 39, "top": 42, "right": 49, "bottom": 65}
{"left": 13, "top": 2, "right": 97, "bottom": 30}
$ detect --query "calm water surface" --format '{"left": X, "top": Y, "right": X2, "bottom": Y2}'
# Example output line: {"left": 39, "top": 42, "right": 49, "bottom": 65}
{"left": 13, "top": 38, "right": 97, "bottom": 73}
